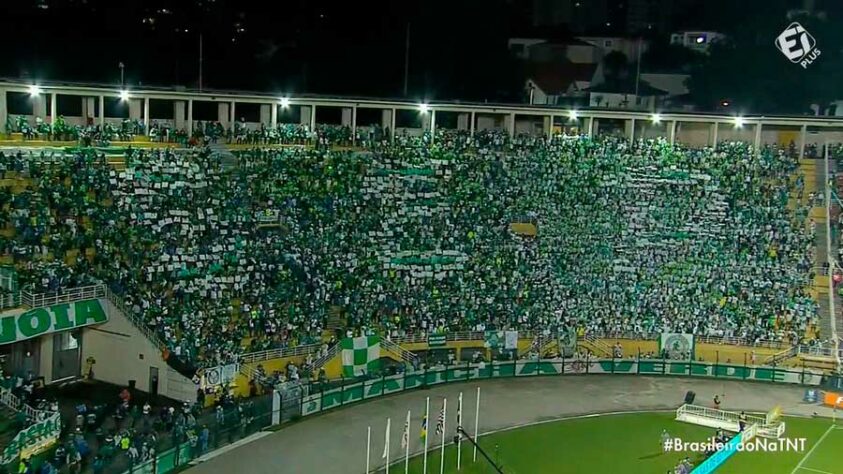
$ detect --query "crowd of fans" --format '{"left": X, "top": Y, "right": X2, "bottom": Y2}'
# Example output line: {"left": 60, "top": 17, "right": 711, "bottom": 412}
{"left": 2, "top": 365, "right": 261, "bottom": 474}
{"left": 0, "top": 126, "right": 820, "bottom": 375}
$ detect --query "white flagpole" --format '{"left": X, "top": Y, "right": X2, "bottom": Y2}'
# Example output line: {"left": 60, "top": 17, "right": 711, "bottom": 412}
{"left": 423, "top": 397, "right": 430, "bottom": 474}
{"left": 473, "top": 387, "right": 480, "bottom": 462}
{"left": 366, "top": 426, "right": 371, "bottom": 474}
{"left": 439, "top": 398, "right": 447, "bottom": 474}
{"left": 404, "top": 409, "right": 412, "bottom": 474}
{"left": 456, "top": 392, "right": 463, "bottom": 470}
{"left": 383, "top": 418, "right": 392, "bottom": 474}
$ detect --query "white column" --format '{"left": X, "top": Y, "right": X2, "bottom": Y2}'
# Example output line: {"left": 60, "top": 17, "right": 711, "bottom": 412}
{"left": 270, "top": 104, "right": 278, "bottom": 128}
{"left": 429, "top": 109, "right": 436, "bottom": 145}
{"left": 341, "top": 107, "right": 353, "bottom": 126}
{"left": 82, "top": 97, "right": 95, "bottom": 123}
{"left": 799, "top": 124, "right": 807, "bottom": 160}
{"left": 129, "top": 99, "right": 142, "bottom": 121}
{"left": 259, "top": 104, "right": 271, "bottom": 125}
{"left": 50, "top": 93, "right": 57, "bottom": 125}
{"left": 754, "top": 122, "right": 762, "bottom": 157}
{"left": 669, "top": 120, "right": 677, "bottom": 146}
{"left": 0, "top": 90, "right": 7, "bottom": 132}
{"left": 32, "top": 94, "right": 45, "bottom": 121}
{"left": 456, "top": 113, "right": 469, "bottom": 131}
{"left": 351, "top": 106, "right": 357, "bottom": 146}
{"left": 300, "top": 105, "right": 312, "bottom": 127}
{"left": 711, "top": 122, "right": 719, "bottom": 148}
{"left": 390, "top": 107, "right": 396, "bottom": 142}
{"left": 98, "top": 95, "right": 105, "bottom": 127}
{"left": 507, "top": 113, "right": 515, "bottom": 137}
{"left": 230, "top": 101, "right": 236, "bottom": 125}
{"left": 173, "top": 101, "right": 186, "bottom": 129}
{"left": 628, "top": 118, "right": 635, "bottom": 142}
{"left": 310, "top": 105, "right": 316, "bottom": 131}
{"left": 589, "top": 117, "right": 597, "bottom": 137}
{"left": 143, "top": 98, "right": 150, "bottom": 135}
{"left": 217, "top": 102, "right": 229, "bottom": 128}
{"left": 187, "top": 99, "right": 194, "bottom": 133}
{"left": 470, "top": 111, "right": 475, "bottom": 136}
{"left": 545, "top": 115, "right": 553, "bottom": 139}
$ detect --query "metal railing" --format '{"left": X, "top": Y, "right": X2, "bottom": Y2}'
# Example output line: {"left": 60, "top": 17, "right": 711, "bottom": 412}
{"left": 764, "top": 346, "right": 797, "bottom": 365}
{"left": 311, "top": 343, "right": 340, "bottom": 370}
{"left": 103, "top": 287, "right": 167, "bottom": 352}
{"left": 583, "top": 333, "right": 614, "bottom": 357}
{"left": 676, "top": 404, "right": 785, "bottom": 438}
{"left": 382, "top": 337, "right": 420, "bottom": 365}
{"left": 20, "top": 283, "right": 105, "bottom": 309}
{"left": 389, "top": 330, "right": 794, "bottom": 351}
{"left": 0, "top": 292, "right": 19, "bottom": 309}
{"left": 239, "top": 343, "right": 324, "bottom": 365}
{"left": 0, "top": 387, "right": 47, "bottom": 421}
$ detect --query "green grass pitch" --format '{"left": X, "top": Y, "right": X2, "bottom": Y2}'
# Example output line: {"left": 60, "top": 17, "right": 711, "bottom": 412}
{"left": 402, "top": 412, "right": 841, "bottom": 474}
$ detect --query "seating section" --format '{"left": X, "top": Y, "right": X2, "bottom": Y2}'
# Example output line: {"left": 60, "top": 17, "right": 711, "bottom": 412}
{"left": 0, "top": 132, "right": 819, "bottom": 371}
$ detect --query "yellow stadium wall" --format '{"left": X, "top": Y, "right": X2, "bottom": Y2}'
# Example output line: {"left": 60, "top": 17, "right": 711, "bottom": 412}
{"left": 595, "top": 338, "right": 782, "bottom": 363}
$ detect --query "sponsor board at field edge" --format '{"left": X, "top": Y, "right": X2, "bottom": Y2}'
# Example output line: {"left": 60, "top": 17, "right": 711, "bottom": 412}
{"left": 300, "top": 360, "right": 823, "bottom": 417}
{"left": 0, "top": 413, "right": 61, "bottom": 463}
{"left": 822, "top": 391, "right": 843, "bottom": 409}
{"left": 775, "top": 22, "right": 821, "bottom": 69}
{"left": 0, "top": 300, "right": 108, "bottom": 345}
{"left": 659, "top": 333, "right": 695, "bottom": 359}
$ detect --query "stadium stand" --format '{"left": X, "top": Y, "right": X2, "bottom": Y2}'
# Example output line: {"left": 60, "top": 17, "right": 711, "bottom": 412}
{"left": 0, "top": 128, "right": 820, "bottom": 375}
{"left": 0, "top": 108, "right": 833, "bottom": 474}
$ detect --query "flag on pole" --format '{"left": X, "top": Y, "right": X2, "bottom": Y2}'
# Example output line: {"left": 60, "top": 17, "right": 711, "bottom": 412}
{"left": 401, "top": 412, "right": 410, "bottom": 449}
{"left": 473, "top": 387, "right": 481, "bottom": 463}
{"left": 456, "top": 392, "right": 463, "bottom": 470}
{"left": 382, "top": 418, "right": 391, "bottom": 459}
{"left": 435, "top": 405, "right": 445, "bottom": 436}
{"left": 439, "top": 399, "right": 448, "bottom": 474}
{"left": 403, "top": 410, "right": 412, "bottom": 474}
{"left": 456, "top": 392, "right": 463, "bottom": 431}
{"left": 423, "top": 397, "right": 430, "bottom": 474}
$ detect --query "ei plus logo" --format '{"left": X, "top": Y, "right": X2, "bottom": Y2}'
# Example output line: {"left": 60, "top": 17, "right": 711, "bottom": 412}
{"left": 775, "top": 22, "right": 821, "bottom": 68}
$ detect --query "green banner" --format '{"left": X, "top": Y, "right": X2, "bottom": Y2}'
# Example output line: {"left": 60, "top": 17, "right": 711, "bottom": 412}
{"left": 659, "top": 333, "right": 695, "bottom": 359}
{"left": 0, "top": 300, "right": 107, "bottom": 345}
{"left": 427, "top": 333, "right": 447, "bottom": 347}
{"left": 1, "top": 413, "right": 61, "bottom": 463}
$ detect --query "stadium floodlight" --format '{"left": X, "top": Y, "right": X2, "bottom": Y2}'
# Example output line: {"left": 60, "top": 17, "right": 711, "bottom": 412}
{"left": 279, "top": 97, "right": 291, "bottom": 108}
{"left": 568, "top": 110, "right": 578, "bottom": 121}
{"left": 651, "top": 113, "right": 662, "bottom": 124}
{"left": 418, "top": 103, "right": 430, "bottom": 114}
{"left": 734, "top": 116, "right": 745, "bottom": 129}
{"left": 28, "top": 85, "right": 42, "bottom": 96}
{"left": 119, "top": 90, "right": 130, "bottom": 101}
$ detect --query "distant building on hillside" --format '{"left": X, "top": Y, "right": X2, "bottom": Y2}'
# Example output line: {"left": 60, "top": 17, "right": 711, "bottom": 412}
{"left": 670, "top": 31, "right": 726, "bottom": 53}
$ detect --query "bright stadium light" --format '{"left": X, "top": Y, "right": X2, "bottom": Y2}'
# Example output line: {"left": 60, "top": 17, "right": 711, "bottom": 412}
{"left": 734, "top": 116, "right": 745, "bottom": 129}
{"left": 568, "top": 110, "right": 578, "bottom": 121}
{"left": 279, "top": 97, "right": 291, "bottom": 108}
{"left": 418, "top": 103, "right": 430, "bottom": 114}
{"left": 119, "top": 90, "right": 130, "bottom": 101}
{"left": 651, "top": 113, "right": 662, "bottom": 124}
{"left": 28, "top": 85, "right": 42, "bottom": 96}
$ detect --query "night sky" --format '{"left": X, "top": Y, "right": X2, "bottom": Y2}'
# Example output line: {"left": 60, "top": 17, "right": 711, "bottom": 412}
{"left": 2, "top": 0, "right": 841, "bottom": 104}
